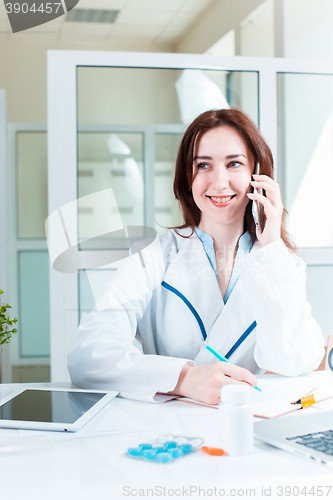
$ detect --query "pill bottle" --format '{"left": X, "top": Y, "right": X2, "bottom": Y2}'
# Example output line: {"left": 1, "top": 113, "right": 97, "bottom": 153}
{"left": 219, "top": 385, "right": 253, "bottom": 456}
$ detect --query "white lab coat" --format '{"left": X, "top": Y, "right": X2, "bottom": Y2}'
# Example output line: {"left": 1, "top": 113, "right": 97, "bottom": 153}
{"left": 68, "top": 228, "right": 324, "bottom": 402}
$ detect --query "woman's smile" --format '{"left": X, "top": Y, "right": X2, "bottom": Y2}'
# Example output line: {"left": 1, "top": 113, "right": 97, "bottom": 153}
{"left": 206, "top": 194, "right": 236, "bottom": 207}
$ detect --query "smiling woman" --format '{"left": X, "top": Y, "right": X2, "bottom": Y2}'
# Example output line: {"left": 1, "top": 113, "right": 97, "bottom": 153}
{"left": 173, "top": 108, "right": 292, "bottom": 250}
{"left": 68, "top": 108, "right": 325, "bottom": 405}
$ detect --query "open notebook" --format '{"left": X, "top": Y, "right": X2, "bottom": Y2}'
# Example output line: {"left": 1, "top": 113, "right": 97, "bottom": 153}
{"left": 175, "top": 375, "right": 333, "bottom": 419}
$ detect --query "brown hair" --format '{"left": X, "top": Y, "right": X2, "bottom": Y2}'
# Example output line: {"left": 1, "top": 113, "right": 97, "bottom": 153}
{"left": 173, "top": 108, "right": 295, "bottom": 251}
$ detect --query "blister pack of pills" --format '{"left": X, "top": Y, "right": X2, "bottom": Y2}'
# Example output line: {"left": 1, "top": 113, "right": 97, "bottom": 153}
{"left": 127, "top": 434, "right": 204, "bottom": 464}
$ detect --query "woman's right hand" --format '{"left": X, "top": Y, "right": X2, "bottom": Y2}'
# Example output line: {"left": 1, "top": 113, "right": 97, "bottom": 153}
{"left": 170, "top": 362, "right": 258, "bottom": 405}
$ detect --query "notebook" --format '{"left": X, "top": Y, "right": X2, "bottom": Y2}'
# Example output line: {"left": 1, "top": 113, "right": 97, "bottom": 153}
{"left": 176, "top": 375, "right": 333, "bottom": 418}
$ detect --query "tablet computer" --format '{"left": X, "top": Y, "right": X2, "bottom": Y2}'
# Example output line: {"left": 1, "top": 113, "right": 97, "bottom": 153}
{"left": 0, "top": 387, "right": 118, "bottom": 432}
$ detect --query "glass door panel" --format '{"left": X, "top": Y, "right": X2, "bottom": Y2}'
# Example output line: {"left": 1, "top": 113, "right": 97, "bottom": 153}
{"left": 277, "top": 73, "right": 333, "bottom": 248}
{"left": 306, "top": 265, "right": 333, "bottom": 342}
{"left": 278, "top": 72, "right": 333, "bottom": 344}
{"left": 77, "top": 67, "right": 258, "bottom": 127}
{"left": 78, "top": 67, "right": 182, "bottom": 125}
{"left": 17, "top": 132, "right": 47, "bottom": 239}
{"left": 154, "top": 133, "right": 183, "bottom": 233}
{"left": 8, "top": 126, "right": 50, "bottom": 384}
{"left": 78, "top": 132, "right": 144, "bottom": 241}
{"left": 18, "top": 251, "right": 50, "bottom": 357}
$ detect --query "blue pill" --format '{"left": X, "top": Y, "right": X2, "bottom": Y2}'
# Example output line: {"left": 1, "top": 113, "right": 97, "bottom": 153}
{"left": 127, "top": 447, "right": 143, "bottom": 456}
{"left": 169, "top": 448, "right": 183, "bottom": 458}
{"left": 152, "top": 446, "right": 167, "bottom": 453}
{"left": 155, "top": 452, "right": 174, "bottom": 463}
{"left": 178, "top": 444, "right": 192, "bottom": 454}
{"left": 142, "top": 450, "right": 157, "bottom": 460}
{"left": 164, "top": 441, "right": 177, "bottom": 449}
{"left": 139, "top": 444, "right": 153, "bottom": 450}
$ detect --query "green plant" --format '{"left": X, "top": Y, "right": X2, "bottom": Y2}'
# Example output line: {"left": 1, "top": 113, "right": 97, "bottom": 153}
{"left": 0, "top": 290, "right": 17, "bottom": 348}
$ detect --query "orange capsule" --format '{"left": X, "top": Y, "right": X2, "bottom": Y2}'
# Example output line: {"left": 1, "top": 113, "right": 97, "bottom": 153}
{"left": 201, "top": 446, "right": 225, "bottom": 456}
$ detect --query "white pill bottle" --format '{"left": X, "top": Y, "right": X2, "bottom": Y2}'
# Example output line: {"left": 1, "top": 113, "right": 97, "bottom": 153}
{"left": 219, "top": 385, "right": 253, "bottom": 456}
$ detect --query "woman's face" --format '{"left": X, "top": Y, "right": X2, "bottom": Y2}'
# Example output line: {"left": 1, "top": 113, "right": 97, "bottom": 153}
{"left": 192, "top": 126, "right": 254, "bottom": 232}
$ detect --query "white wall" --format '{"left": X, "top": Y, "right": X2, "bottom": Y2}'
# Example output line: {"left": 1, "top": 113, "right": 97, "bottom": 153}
{"left": 240, "top": 0, "right": 274, "bottom": 57}
{"left": 176, "top": 0, "right": 266, "bottom": 54}
{"left": 283, "top": 0, "right": 333, "bottom": 59}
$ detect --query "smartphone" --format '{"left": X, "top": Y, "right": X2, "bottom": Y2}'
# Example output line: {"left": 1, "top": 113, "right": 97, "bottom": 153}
{"left": 251, "top": 163, "right": 266, "bottom": 233}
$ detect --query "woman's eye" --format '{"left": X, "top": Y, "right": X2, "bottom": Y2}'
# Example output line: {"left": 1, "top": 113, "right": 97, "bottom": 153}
{"left": 197, "top": 162, "right": 210, "bottom": 169}
{"left": 228, "top": 161, "right": 241, "bottom": 168}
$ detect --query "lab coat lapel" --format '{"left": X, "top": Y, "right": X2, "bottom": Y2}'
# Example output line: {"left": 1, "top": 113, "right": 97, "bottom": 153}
{"left": 194, "top": 273, "right": 256, "bottom": 365}
{"left": 162, "top": 231, "right": 224, "bottom": 339}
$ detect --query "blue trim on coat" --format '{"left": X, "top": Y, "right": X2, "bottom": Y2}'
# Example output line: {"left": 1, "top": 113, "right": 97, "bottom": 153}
{"left": 161, "top": 281, "right": 207, "bottom": 340}
{"left": 224, "top": 320, "right": 257, "bottom": 359}
{"left": 161, "top": 281, "right": 257, "bottom": 355}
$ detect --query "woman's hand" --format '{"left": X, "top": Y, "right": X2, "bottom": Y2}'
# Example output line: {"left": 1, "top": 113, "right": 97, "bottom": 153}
{"left": 170, "top": 362, "right": 258, "bottom": 405}
{"left": 247, "top": 174, "right": 284, "bottom": 247}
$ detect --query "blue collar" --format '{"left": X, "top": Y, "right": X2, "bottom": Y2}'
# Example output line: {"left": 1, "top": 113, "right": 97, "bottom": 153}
{"left": 195, "top": 228, "right": 253, "bottom": 303}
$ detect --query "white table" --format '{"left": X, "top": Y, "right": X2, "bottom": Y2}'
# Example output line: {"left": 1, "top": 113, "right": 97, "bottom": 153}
{"left": 1, "top": 372, "right": 333, "bottom": 500}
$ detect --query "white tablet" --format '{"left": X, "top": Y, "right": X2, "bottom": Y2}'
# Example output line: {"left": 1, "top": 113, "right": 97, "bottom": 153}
{"left": 0, "top": 387, "right": 118, "bottom": 432}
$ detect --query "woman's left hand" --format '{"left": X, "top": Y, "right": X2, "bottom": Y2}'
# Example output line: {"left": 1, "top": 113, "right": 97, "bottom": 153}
{"left": 247, "top": 174, "right": 284, "bottom": 247}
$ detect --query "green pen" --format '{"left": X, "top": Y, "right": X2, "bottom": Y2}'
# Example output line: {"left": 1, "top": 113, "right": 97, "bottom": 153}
{"left": 203, "top": 341, "right": 261, "bottom": 392}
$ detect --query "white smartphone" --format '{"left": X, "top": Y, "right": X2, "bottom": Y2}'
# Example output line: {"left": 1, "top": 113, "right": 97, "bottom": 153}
{"left": 251, "top": 163, "right": 266, "bottom": 233}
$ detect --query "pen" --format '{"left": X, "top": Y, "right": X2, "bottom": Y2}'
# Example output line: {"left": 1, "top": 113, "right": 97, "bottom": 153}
{"left": 203, "top": 341, "right": 261, "bottom": 392}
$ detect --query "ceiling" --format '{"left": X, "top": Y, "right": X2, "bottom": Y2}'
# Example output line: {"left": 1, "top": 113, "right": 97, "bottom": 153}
{"left": 0, "top": 0, "right": 216, "bottom": 47}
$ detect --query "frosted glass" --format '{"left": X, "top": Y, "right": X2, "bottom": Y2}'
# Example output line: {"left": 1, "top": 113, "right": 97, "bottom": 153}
{"left": 306, "top": 265, "right": 333, "bottom": 344}
{"left": 17, "top": 132, "right": 48, "bottom": 239}
{"left": 154, "top": 133, "right": 183, "bottom": 234}
{"left": 18, "top": 251, "right": 50, "bottom": 357}
{"left": 278, "top": 73, "right": 333, "bottom": 247}
{"left": 78, "top": 133, "right": 144, "bottom": 240}
{"left": 77, "top": 67, "right": 258, "bottom": 126}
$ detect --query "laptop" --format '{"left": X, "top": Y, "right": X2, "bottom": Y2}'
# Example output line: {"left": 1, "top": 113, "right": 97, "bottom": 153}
{"left": 254, "top": 409, "right": 333, "bottom": 467}
{"left": 0, "top": 387, "right": 118, "bottom": 432}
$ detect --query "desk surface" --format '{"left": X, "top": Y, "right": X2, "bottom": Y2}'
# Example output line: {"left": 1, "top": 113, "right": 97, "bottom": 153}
{"left": 1, "top": 372, "right": 333, "bottom": 500}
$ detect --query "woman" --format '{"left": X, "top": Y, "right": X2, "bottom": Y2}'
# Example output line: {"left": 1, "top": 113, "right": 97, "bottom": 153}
{"left": 68, "top": 108, "right": 324, "bottom": 404}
